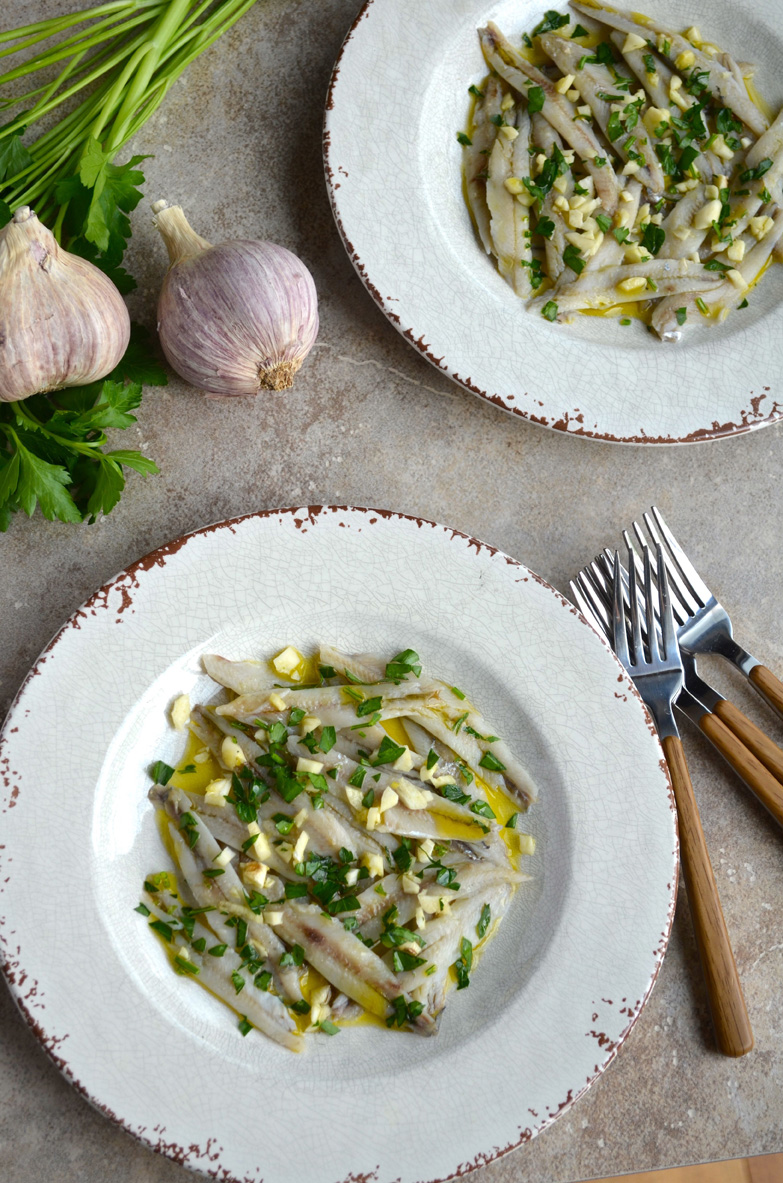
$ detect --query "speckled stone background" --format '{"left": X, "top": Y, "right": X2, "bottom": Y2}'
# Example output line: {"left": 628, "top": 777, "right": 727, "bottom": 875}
{"left": 1, "top": 1, "right": 783, "bottom": 1181}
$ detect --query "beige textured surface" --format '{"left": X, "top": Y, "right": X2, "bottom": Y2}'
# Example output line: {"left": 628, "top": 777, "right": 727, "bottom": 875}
{"left": 1, "top": 1, "right": 783, "bottom": 1181}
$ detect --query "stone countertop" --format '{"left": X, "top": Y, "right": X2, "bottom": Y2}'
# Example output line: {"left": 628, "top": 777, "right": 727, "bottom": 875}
{"left": 1, "top": 1, "right": 782, "bottom": 1181}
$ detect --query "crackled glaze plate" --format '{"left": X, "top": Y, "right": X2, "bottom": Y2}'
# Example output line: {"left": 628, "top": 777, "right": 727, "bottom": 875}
{"left": 0, "top": 507, "right": 676, "bottom": 1183}
{"left": 324, "top": 0, "right": 783, "bottom": 443}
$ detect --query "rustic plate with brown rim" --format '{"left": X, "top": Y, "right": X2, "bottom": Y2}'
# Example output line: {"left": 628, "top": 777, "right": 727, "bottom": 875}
{"left": 0, "top": 506, "right": 676, "bottom": 1182}
{"left": 324, "top": 0, "right": 783, "bottom": 444}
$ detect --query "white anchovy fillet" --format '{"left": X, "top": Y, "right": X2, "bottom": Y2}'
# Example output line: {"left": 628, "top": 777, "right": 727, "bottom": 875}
{"left": 464, "top": 76, "right": 504, "bottom": 255}
{"left": 218, "top": 681, "right": 437, "bottom": 722}
{"left": 318, "top": 644, "right": 388, "bottom": 684}
{"left": 479, "top": 23, "right": 620, "bottom": 213}
{"left": 538, "top": 32, "right": 664, "bottom": 197}
{"left": 570, "top": 0, "right": 768, "bottom": 136}
{"left": 531, "top": 258, "right": 723, "bottom": 316}
{"left": 531, "top": 113, "right": 573, "bottom": 281}
{"left": 202, "top": 654, "right": 276, "bottom": 696}
{"left": 274, "top": 901, "right": 436, "bottom": 1033}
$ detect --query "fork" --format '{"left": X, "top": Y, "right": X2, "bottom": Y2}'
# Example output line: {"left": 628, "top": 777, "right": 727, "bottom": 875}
{"left": 634, "top": 507, "right": 783, "bottom": 724}
{"left": 583, "top": 551, "right": 783, "bottom": 830}
{"left": 608, "top": 545, "right": 753, "bottom": 1057}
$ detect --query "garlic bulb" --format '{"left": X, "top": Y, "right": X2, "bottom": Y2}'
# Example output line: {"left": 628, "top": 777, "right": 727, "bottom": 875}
{"left": 0, "top": 206, "right": 130, "bottom": 403}
{"left": 152, "top": 201, "right": 318, "bottom": 395}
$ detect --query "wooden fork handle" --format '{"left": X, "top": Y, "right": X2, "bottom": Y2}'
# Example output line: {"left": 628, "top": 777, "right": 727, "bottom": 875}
{"left": 750, "top": 665, "right": 783, "bottom": 722}
{"left": 702, "top": 706, "right": 783, "bottom": 826}
{"left": 661, "top": 735, "right": 754, "bottom": 1057}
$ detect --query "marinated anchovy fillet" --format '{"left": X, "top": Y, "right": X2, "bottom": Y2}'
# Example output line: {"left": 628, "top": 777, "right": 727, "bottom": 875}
{"left": 456, "top": 3, "right": 781, "bottom": 338}
{"left": 139, "top": 645, "right": 537, "bottom": 1051}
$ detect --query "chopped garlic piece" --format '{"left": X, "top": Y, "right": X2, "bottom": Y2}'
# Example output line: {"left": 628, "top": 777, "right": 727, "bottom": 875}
{"left": 431, "top": 773, "right": 456, "bottom": 788}
{"left": 693, "top": 200, "right": 722, "bottom": 229}
{"left": 394, "top": 778, "right": 432, "bottom": 810}
{"left": 619, "top": 189, "right": 634, "bottom": 203}
{"left": 296, "top": 756, "right": 323, "bottom": 775}
{"left": 552, "top": 174, "right": 569, "bottom": 194}
{"left": 675, "top": 49, "right": 695, "bottom": 70}
{"left": 272, "top": 646, "right": 302, "bottom": 677}
{"left": 214, "top": 846, "right": 235, "bottom": 868}
{"left": 170, "top": 694, "right": 190, "bottom": 731}
{"left": 675, "top": 178, "right": 699, "bottom": 192}
{"left": 617, "top": 276, "right": 648, "bottom": 294}
{"left": 269, "top": 692, "right": 287, "bottom": 711}
{"left": 379, "top": 786, "right": 399, "bottom": 814}
{"left": 567, "top": 88, "right": 580, "bottom": 102}
{"left": 419, "top": 894, "right": 450, "bottom": 915}
{"left": 569, "top": 194, "right": 586, "bottom": 210}
{"left": 392, "top": 747, "right": 414, "bottom": 772}
{"left": 193, "top": 749, "right": 210, "bottom": 764}
{"left": 344, "top": 868, "right": 360, "bottom": 887}
{"left": 265, "top": 911, "right": 284, "bottom": 925}
{"left": 203, "top": 771, "right": 231, "bottom": 799}
{"left": 555, "top": 73, "right": 575, "bottom": 94}
{"left": 622, "top": 31, "right": 647, "bottom": 52}
{"left": 669, "top": 75, "right": 682, "bottom": 91}
{"left": 624, "top": 245, "right": 646, "bottom": 264}
{"left": 500, "top": 92, "right": 515, "bottom": 111}
{"left": 712, "top": 134, "right": 734, "bottom": 161}
{"left": 221, "top": 735, "right": 245, "bottom": 769}
{"left": 366, "top": 806, "right": 381, "bottom": 830}
{"left": 577, "top": 104, "right": 592, "bottom": 117}
{"left": 622, "top": 160, "right": 641, "bottom": 176}
{"left": 251, "top": 832, "right": 271, "bottom": 861}
{"left": 518, "top": 833, "right": 537, "bottom": 855}
{"left": 727, "top": 239, "right": 746, "bottom": 262}
{"left": 749, "top": 215, "right": 774, "bottom": 240}
{"left": 247, "top": 820, "right": 260, "bottom": 836}
{"left": 684, "top": 26, "right": 701, "bottom": 43}
{"left": 293, "top": 830, "right": 309, "bottom": 862}
{"left": 243, "top": 861, "right": 268, "bottom": 889}
{"left": 345, "top": 786, "right": 364, "bottom": 811}
{"left": 415, "top": 907, "right": 426, "bottom": 930}
{"left": 402, "top": 873, "right": 421, "bottom": 895}
{"left": 504, "top": 176, "right": 526, "bottom": 195}
{"left": 293, "top": 808, "right": 307, "bottom": 828}
{"left": 301, "top": 715, "right": 321, "bottom": 733}
{"left": 419, "top": 761, "right": 438, "bottom": 784}
{"left": 553, "top": 195, "right": 570, "bottom": 212}
{"left": 636, "top": 203, "right": 651, "bottom": 223}
{"left": 499, "top": 125, "right": 518, "bottom": 141}
{"left": 312, "top": 985, "right": 331, "bottom": 1007}
{"left": 705, "top": 184, "right": 719, "bottom": 201}
{"left": 360, "top": 852, "right": 385, "bottom": 878}
{"left": 417, "top": 838, "right": 435, "bottom": 861}
{"left": 727, "top": 269, "right": 748, "bottom": 290}
{"left": 673, "top": 225, "right": 691, "bottom": 241}
{"left": 568, "top": 210, "right": 585, "bottom": 230}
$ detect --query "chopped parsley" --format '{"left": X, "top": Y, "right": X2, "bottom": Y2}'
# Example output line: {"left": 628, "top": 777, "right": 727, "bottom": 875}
{"left": 641, "top": 224, "right": 665, "bottom": 256}
{"left": 479, "top": 750, "right": 507, "bottom": 772}
{"left": 150, "top": 760, "right": 175, "bottom": 786}
{"left": 541, "top": 300, "right": 559, "bottom": 321}
{"left": 563, "top": 244, "right": 585, "bottom": 275}
{"left": 675, "top": 307, "right": 687, "bottom": 325}
{"left": 477, "top": 903, "right": 491, "bottom": 939}
{"left": 453, "top": 937, "right": 473, "bottom": 990}
{"left": 531, "top": 9, "right": 569, "bottom": 36}
{"left": 527, "top": 86, "right": 545, "bottom": 114}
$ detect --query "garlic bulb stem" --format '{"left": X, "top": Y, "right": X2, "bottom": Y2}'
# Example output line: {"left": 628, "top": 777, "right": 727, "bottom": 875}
{"left": 152, "top": 200, "right": 211, "bottom": 266}
{"left": 153, "top": 202, "right": 319, "bottom": 396}
{"left": 0, "top": 206, "right": 130, "bottom": 403}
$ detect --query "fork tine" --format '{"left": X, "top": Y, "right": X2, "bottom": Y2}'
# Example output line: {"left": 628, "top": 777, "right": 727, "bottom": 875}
{"left": 612, "top": 552, "right": 631, "bottom": 668}
{"left": 578, "top": 572, "right": 611, "bottom": 630}
{"left": 657, "top": 542, "right": 677, "bottom": 661}
{"left": 572, "top": 576, "right": 611, "bottom": 640}
{"left": 643, "top": 545, "right": 660, "bottom": 663}
{"left": 640, "top": 510, "right": 701, "bottom": 619}
{"left": 646, "top": 507, "right": 708, "bottom": 610}
{"left": 626, "top": 536, "right": 644, "bottom": 664}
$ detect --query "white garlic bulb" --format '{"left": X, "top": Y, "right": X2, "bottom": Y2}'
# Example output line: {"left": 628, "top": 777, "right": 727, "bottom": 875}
{"left": 0, "top": 206, "right": 130, "bottom": 403}
{"left": 153, "top": 201, "right": 318, "bottom": 395}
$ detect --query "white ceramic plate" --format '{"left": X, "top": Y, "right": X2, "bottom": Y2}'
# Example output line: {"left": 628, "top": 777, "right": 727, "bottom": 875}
{"left": 0, "top": 507, "right": 676, "bottom": 1183}
{"left": 324, "top": 0, "right": 783, "bottom": 444}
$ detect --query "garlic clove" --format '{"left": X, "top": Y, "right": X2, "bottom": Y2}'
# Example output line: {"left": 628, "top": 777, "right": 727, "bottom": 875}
{"left": 0, "top": 206, "right": 130, "bottom": 403}
{"left": 153, "top": 201, "right": 318, "bottom": 395}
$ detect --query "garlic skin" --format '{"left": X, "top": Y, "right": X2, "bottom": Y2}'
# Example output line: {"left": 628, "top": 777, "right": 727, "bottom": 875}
{"left": 0, "top": 206, "right": 130, "bottom": 403}
{"left": 153, "top": 201, "right": 318, "bottom": 395}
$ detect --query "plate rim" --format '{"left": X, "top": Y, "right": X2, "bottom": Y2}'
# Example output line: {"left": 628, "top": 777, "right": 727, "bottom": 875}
{"left": 0, "top": 505, "right": 679, "bottom": 1183}
{"left": 322, "top": 0, "right": 783, "bottom": 446}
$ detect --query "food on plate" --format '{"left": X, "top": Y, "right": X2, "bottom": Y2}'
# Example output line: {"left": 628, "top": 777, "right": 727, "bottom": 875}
{"left": 153, "top": 201, "right": 319, "bottom": 394}
{"left": 0, "top": 207, "right": 130, "bottom": 403}
{"left": 460, "top": 2, "right": 783, "bottom": 340}
{"left": 139, "top": 645, "right": 537, "bottom": 1051}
